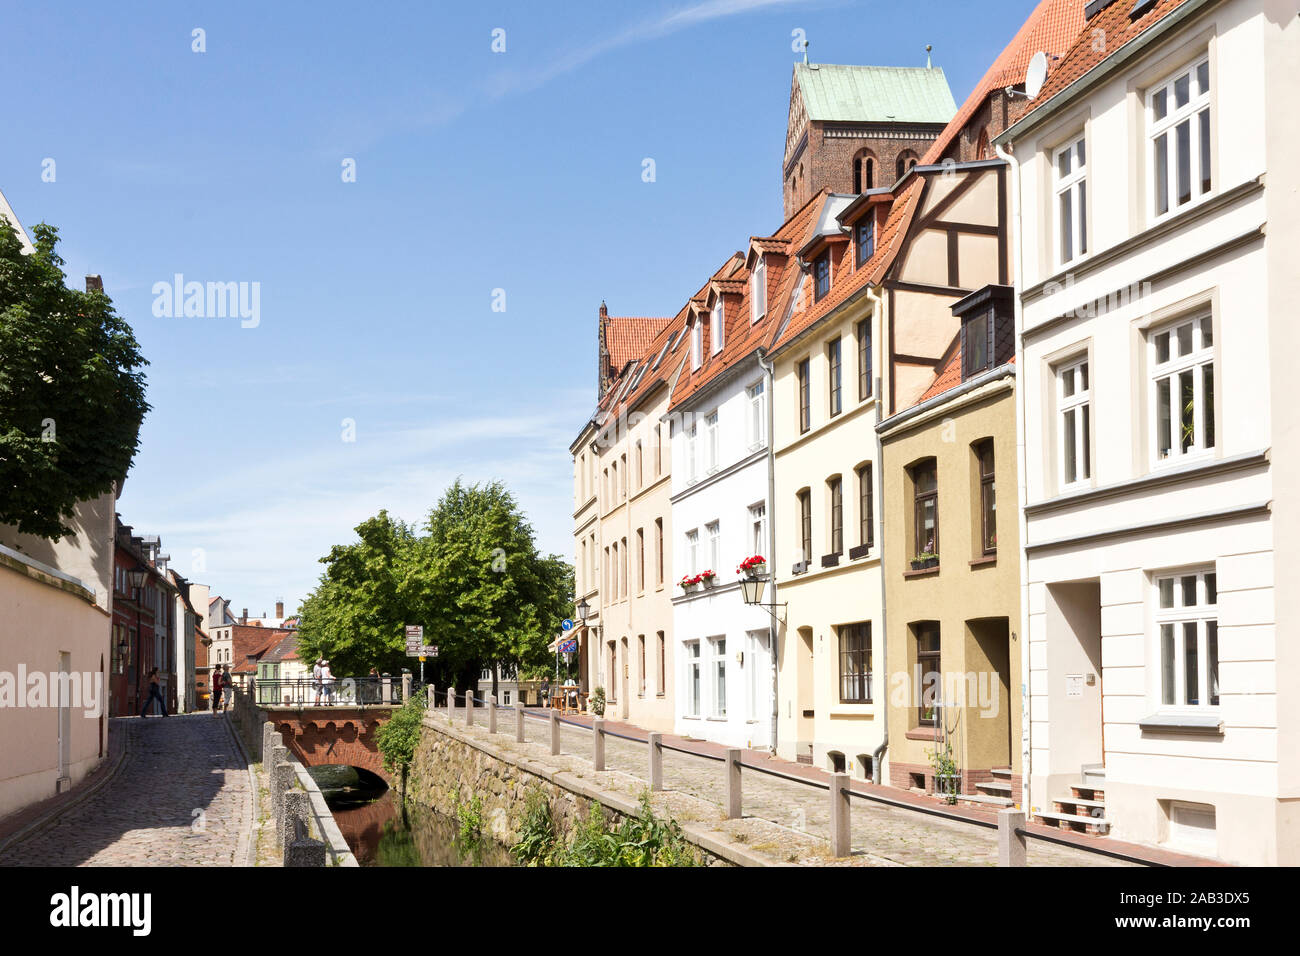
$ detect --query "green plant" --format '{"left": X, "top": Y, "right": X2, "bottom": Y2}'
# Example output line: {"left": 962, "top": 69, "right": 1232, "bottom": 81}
{"left": 926, "top": 742, "right": 960, "bottom": 805}
{"left": 455, "top": 794, "right": 484, "bottom": 841}
{"left": 510, "top": 789, "right": 702, "bottom": 867}
{"left": 590, "top": 686, "right": 607, "bottom": 717}
{"left": 511, "top": 787, "right": 559, "bottom": 865}
{"left": 374, "top": 692, "right": 427, "bottom": 777}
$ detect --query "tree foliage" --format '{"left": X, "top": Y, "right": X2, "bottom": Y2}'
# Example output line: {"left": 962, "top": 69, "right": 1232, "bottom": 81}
{"left": 297, "top": 479, "right": 573, "bottom": 684}
{"left": 0, "top": 220, "right": 149, "bottom": 538}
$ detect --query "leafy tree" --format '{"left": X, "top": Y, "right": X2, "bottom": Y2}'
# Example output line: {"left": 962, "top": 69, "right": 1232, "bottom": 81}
{"left": 0, "top": 221, "right": 149, "bottom": 538}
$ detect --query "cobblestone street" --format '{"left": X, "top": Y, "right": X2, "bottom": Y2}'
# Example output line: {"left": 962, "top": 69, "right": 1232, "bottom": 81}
{"left": 0, "top": 715, "right": 253, "bottom": 867}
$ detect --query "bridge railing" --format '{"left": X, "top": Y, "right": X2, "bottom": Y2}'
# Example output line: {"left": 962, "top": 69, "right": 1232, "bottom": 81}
{"left": 252, "top": 675, "right": 423, "bottom": 707}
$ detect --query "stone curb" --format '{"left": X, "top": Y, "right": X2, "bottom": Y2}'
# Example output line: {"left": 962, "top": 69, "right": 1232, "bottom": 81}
{"left": 422, "top": 714, "right": 785, "bottom": 868}
{"left": 0, "top": 720, "right": 131, "bottom": 858}
{"left": 219, "top": 712, "right": 262, "bottom": 868}
{"left": 290, "top": 763, "right": 359, "bottom": 867}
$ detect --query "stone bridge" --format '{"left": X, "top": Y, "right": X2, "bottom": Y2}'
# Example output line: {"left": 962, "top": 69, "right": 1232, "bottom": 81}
{"left": 266, "top": 705, "right": 401, "bottom": 783}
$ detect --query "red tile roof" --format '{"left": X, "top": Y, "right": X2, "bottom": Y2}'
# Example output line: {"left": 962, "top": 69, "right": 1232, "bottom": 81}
{"left": 606, "top": 316, "right": 672, "bottom": 374}
{"left": 915, "top": 343, "right": 1017, "bottom": 405}
{"left": 1018, "top": 0, "right": 1195, "bottom": 126}
{"left": 923, "top": 0, "right": 1087, "bottom": 165}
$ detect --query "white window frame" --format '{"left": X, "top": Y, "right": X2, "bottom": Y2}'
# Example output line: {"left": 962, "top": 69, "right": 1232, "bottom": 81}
{"left": 706, "top": 520, "right": 720, "bottom": 573}
{"left": 686, "top": 529, "right": 699, "bottom": 576}
{"left": 686, "top": 419, "right": 699, "bottom": 483}
{"left": 1153, "top": 569, "right": 1219, "bottom": 711}
{"left": 747, "top": 380, "right": 766, "bottom": 450}
{"left": 1147, "top": 55, "right": 1211, "bottom": 222}
{"left": 750, "top": 258, "right": 767, "bottom": 324}
{"left": 749, "top": 501, "right": 767, "bottom": 557}
{"left": 709, "top": 636, "right": 727, "bottom": 718}
{"left": 684, "top": 640, "right": 702, "bottom": 717}
{"left": 1149, "top": 313, "right": 1215, "bottom": 466}
{"left": 1057, "top": 355, "right": 1091, "bottom": 489}
{"left": 691, "top": 319, "right": 703, "bottom": 371}
{"left": 746, "top": 630, "right": 768, "bottom": 722}
{"left": 711, "top": 300, "right": 724, "bottom": 355}
{"left": 1053, "top": 134, "right": 1087, "bottom": 265}
{"left": 705, "top": 410, "right": 719, "bottom": 473}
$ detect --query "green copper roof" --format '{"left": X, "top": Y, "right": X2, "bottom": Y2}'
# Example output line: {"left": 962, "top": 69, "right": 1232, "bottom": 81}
{"left": 794, "top": 63, "right": 957, "bottom": 124}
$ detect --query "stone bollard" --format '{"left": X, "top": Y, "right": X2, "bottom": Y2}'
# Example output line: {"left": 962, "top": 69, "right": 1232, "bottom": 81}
{"left": 488, "top": 694, "right": 497, "bottom": 734}
{"left": 261, "top": 721, "right": 276, "bottom": 765}
{"left": 271, "top": 760, "right": 294, "bottom": 834}
{"left": 427, "top": 684, "right": 436, "bottom": 709}
{"left": 549, "top": 709, "right": 560, "bottom": 756}
{"left": 516, "top": 697, "right": 526, "bottom": 742}
{"left": 593, "top": 718, "right": 606, "bottom": 771}
{"left": 725, "top": 749, "right": 742, "bottom": 819}
{"left": 447, "top": 688, "right": 455, "bottom": 723}
{"left": 281, "top": 789, "right": 313, "bottom": 855}
{"left": 402, "top": 672, "right": 411, "bottom": 703}
{"left": 648, "top": 732, "right": 663, "bottom": 791}
{"left": 285, "top": 817, "right": 327, "bottom": 867}
{"left": 268, "top": 743, "right": 289, "bottom": 828}
{"left": 830, "top": 772, "right": 851, "bottom": 858}
{"left": 465, "top": 692, "right": 474, "bottom": 727}
{"left": 382, "top": 674, "right": 393, "bottom": 705}
{"left": 998, "top": 808, "right": 1027, "bottom": 867}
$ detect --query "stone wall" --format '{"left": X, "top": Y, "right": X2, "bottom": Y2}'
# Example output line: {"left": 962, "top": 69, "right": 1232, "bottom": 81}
{"left": 406, "top": 716, "right": 733, "bottom": 866}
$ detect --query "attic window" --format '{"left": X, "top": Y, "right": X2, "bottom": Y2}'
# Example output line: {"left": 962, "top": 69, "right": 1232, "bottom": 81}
{"left": 711, "top": 299, "right": 724, "bottom": 354}
{"left": 750, "top": 258, "right": 767, "bottom": 324}
{"left": 954, "top": 284, "right": 1015, "bottom": 382}
{"left": 1130, "top": 0, "right": 1157, "bottom": 17}
{"left": 814, "top": 252, "right": 831, "bottom": 302}
{"left": 856, "top": 216, "right": 875, "bottom": 268}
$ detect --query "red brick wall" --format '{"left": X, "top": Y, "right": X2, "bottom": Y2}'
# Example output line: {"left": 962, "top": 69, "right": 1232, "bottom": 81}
{"left": 784, "top": 122, "right": 943, "bottom": 218}
{"left": 272, "top": 712, "right": 392, "bottom": 782}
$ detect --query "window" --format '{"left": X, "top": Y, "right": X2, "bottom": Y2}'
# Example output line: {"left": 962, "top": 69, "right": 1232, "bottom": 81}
{"left": 656, "top": 632, "right": 665, "bottom": 696}
{"left": 1054, "top": 357, "right": 1092, "bottom": 488}
{"left": 1149, "top": 57, "right": 1211, "bottom": 219}
{"left": 852, "top": 151, "right": 875, "bottom": 193}
{"left": 977, "top": 440, "right": 996, "bottom": 555}
{"left": 706, "top": 521, "right": 720, "bottom": 573}
{"left": 635, "top": 440, "right": 643, "bottom": 490}
{"left": 654, "top": 424, "right": 663, "bottom": 476}
{"left": 637, "top": 528, "right": 645, "bottom": 592}
{"left": 691, "top": 318, "right": 703, "bottom": 370}
{"left": 750, "top": 258, "right": 767, "bottom": 323}
{"left": 828, "top": 476, "right": 843, "bottom": 554}
{"left": 827, "top": 337, "right": 843, "bottom": 417}
{"left": 857, "top": 318, "right": 872, "bottom": 400}
{"left": 814, "top": 253, "right": 831, "bottom": 301}
{"left": 857, "top": 464, "right": 874, "bottom": 550}
{"left": 1151, "top": 314, "right": 1215, "bottom": 463}
{"left": 621, "top": 537, "right": 628, "bottom": 596}
{"left": 620, "top": 454, "right": 627, "bottom": 498}
{"left": 685, "top": 641, "right": 701, "bottom": 716}
{"left": 686, "top": 419, "right": 699, "bottom": 482}
{"left": 747, "top": 380, "right": 766, "bottom": 448}
{"left": 896, "top": 151, "right": 918, "bottom": 180}
{"left": 798, "top": 490, "right": 812, "bottom": 566}
{"left": 749, "top": 502, "right": 767, "bottom": 556}
{"left": 611, "top": 540, "right": 620, "bottom": 597}
{"left": 747, "top": 630, "right": 768, "bottom": 721}
{"left": 1156, "top": 570, "right": 1218, "bottom": 708}
{"left": 916, "top": 624, "right": 940, "bottom": 725}
{"left": 1055, "top": 135, "right": 1087, "bottom": 264}
{"left": 603, "top": 546, "right": 610, "bottom": 593}
{"left": 710, "top": 637, "right": 727, "bottom": 717}
{"left": 704, "top": 410, "right": 719, "bottom": 473}
{"left": 912, "top": 460, "right": 938, "bottom": 558}
{"left": 856, "top": 216, "right": 875, "bottom": 268}
{"left": 963, "top": 308, "right": 990, "bottom": 379}
{"left": 711, "top": 299, "right": 724, "bottom": 355}
{"left": 638, "top": 635, "right": 646, "bottom": 696}
{"left": 797, "top": 359, "right": 811, "bottom": 433}
{"left": 686, "top": 530, "right": 699, "bottom": 575}
{"left": 838, "top": 622, "right": 872, "bottom": 703}
{"left": 654, "top": 518, "right": 664, "bottom": 585}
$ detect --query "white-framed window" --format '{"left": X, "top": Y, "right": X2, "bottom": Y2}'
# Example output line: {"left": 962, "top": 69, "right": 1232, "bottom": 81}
{"left": 684, "top": 640, "right": 701, "bottom": 716}
{"left": 706, "top": 520, "right": 720, "bottom": 573}
{"left": 1148, "top": 56, "right": 1211, "bottom": 220}
{"left": 1155, "top": 569, "right": 1218, "bottom": 708}
{"left": 746, "top": 630, "right": 769, "bottom": 721}
{"left": 1150, "top": 314, "right": 1215, "bottom": 464}
{"left": 686, "top": 419, "right": 699, "bottom": 482}
{"left": 747, "top": 380, "right": 766, "bottom": 449}
{"left": 711, "top": 300, "right": 724, "bottom": 354}
{"left": 750, "top": 258, "right": 767, "bottom": 323}
{"left": 709, "top": 636, "right": 727, "bottom": 717}
{"left": 1057, "top": 356, "right": 1091, "bottom": 487}
{"left": 691, "top": 319, "right": 703, "bottom": 371}
{"left": 749, "top": 502, "right": 767, "bottom": 556}
{"left": 705, "top": 411, "right": 719, "bottom": 473}
{"left": 1054, "top": 134, "right": 1087, "bottom": 264}
{"left": 686, "top": 529, "right": 699, "bottom": 575}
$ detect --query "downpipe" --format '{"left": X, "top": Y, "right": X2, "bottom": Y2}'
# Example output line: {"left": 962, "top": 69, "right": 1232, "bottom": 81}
{"left": 757, "top": 346, "right": 780, "bottom": 756}
{"left": 865, "top": 284, "right": 888, "bottom": 785}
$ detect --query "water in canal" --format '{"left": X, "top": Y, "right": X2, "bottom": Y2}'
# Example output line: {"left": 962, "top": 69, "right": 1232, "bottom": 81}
{"left": 309, "top": 766, "right": 514, "bottom": 867}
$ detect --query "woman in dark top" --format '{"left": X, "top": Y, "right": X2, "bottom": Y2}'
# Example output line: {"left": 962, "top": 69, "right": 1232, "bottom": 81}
{"left": 141, "top": 668, "right": 168, "bottom": 718}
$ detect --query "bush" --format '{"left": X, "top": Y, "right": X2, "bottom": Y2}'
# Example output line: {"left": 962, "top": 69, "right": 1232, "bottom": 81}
{"left": 375, "top": 693, "right": 426, "bottom": 776}
{"left": 511, "top": 788, "right": 702, "bottom": 867}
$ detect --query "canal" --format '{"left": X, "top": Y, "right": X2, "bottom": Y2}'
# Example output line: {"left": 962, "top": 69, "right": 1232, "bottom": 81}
{"left": 309, "top": 766, "right": 514, "bottom": 867}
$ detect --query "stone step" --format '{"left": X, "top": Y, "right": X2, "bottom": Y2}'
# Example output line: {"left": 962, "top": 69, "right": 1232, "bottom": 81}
{"left": 976, "top": 780, "right": 1012, "bottom": 795}
{"left": 1034, "top": 810, "right": 1110, "bottom": 835}
{"left": 956, "top": 791, "right": 1014, "bottom": 807}
{"left": 991, "top": 767, "right": 1013, "bottom": 779}
{"left": 1054, "top": 797, "right": 1106, "bottom": 810}
{"left": 1071, "top": 784, "right": 1105, "bottom": 801}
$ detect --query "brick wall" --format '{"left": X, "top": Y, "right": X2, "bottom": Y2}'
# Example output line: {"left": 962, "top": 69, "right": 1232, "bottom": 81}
{"left": 784, "top": 122, "right": 942, "bottom": 218}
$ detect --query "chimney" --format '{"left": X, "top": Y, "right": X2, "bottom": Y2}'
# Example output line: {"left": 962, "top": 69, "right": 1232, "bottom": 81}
{"left": 276, "top": 600, "right": 284, "bottom": 619}
{"left": 85, "top": 274, "right": 103, "bottom": 293}
{"left": 241, "top": 608, "right": 248, "bottom": 624}
{"left": 598, "top": 301, "right": 610, "bottom": 396}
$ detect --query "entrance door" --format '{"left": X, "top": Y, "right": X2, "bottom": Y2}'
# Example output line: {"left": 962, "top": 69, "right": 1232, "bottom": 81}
{"left": 796, "top": 627, "right": 815, "bottom": 761}
{"left": 620, "top": 637, "right": 629, "bottom": 719}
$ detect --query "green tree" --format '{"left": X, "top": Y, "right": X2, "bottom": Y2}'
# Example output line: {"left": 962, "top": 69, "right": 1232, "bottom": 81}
{"left": 0, "top": 221, "right": 149, "bottom": 538}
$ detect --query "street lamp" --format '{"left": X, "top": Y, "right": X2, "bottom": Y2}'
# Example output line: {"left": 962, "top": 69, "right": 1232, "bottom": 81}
{"left": 738, "top": 570, "right": 785, "bottom": 621}
{"left": 576, "top": 596, "right": 590, "bottom": 623}
{"left": 128, "top": 568, "right": 147, "bottom": 590}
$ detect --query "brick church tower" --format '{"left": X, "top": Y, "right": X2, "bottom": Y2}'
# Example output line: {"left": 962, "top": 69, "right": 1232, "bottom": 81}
{"left": 783, "top": 59, "right": 957, "bottom": 218}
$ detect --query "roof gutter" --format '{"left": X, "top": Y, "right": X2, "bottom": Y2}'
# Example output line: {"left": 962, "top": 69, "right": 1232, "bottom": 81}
{"left": 876, "top": 362, "right": 1016, "bottom": 437}
{"left": 995, "top": 0, "right": 1220, "bottom": 146}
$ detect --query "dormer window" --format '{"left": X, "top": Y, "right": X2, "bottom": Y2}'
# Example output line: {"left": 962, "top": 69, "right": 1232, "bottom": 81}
{"left": 711, "top": 299, "right": 724, "bottom": 354}
{"left": 691, "top": 318, "right": 703, "bottom": 371}
{"left": 953, "top": 285, "right": 1014, "bottom": 382}
{"left": 855, "top": 215, "right": 875, "bottom": 268}
{"left": 750, "top": 258, "right": 767, "bottom": 324}
{"left": 813, "top": 252, "right": 831, "bottom": 302}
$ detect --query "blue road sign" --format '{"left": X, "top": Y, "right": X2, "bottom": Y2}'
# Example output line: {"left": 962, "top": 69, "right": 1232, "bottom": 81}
{"left": 561, "top": 619, "right": 573, "bottom": 631}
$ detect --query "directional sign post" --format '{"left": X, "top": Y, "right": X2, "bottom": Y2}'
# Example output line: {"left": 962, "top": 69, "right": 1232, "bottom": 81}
{"left": 405, "top": 625, "right": 426, "bottom": 684}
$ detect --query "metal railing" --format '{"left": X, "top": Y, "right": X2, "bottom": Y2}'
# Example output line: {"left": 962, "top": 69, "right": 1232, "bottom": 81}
{"left": 252, "top": 675, "right": 421, "bottom": 707}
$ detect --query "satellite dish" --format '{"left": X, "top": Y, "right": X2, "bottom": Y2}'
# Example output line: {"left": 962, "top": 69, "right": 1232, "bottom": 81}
{"left": 1025, "top": 51, "right": 1049, "bottom": 99}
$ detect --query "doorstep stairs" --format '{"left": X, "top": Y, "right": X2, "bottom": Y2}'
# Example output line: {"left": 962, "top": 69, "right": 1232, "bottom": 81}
{"left": 1034, "top": 764, "right": 1109, "bottom": 835}
{"left": 957, "top": 766, "right": 1015, "bottom": 808}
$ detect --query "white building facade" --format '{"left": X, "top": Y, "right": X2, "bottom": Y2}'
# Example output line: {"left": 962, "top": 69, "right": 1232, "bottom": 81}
{"left": 1000, "top": 0, "right": 1299, "bottom": 864}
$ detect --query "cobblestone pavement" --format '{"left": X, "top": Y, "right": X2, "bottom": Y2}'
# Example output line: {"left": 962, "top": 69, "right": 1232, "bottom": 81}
{"left": 0, "top": 714, "right": 253, "bottom": 867}
{"left": 447, "top": 705, "right": 1133, "bottom": 866}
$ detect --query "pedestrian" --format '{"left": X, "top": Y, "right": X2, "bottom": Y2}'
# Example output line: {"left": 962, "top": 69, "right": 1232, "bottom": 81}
{"left": 541, "top": 675, "right": 550, "bottom": 708}
{"left": 222, "top": 665, "right": 233, "bottom": 710}
{"left": 211, "top": 667, "right": 223, "bottom": 715}
{"left": 320, "top": 660, "right": 335, "bottom": 705}
{"left": 368, "top": 666, "right": 379, "bottom": 704}
{"left": 312, "top": 658, "right": 324, "bottom": 706}
{"left": 140, "top": 668, "right": 167, "bottom": 718}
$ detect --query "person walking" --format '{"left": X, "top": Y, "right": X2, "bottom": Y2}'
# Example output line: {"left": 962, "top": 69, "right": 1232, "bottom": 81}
{"left": 210, "top": 666, "right": 223, "bottom": 715}
{"left": 220, "top": 664, "right": 232, "bottom": 711}
{"left": 541, "top": 675, "right": 551, "bottom": 708}
{"left": 320, "top": 660, "right": 335, "bottom": 705}
{"left": 140, "top": 668, "right": 167, "bottom": 718}
{"left": 312, "top": 658, "right": 324, "bottom": 706}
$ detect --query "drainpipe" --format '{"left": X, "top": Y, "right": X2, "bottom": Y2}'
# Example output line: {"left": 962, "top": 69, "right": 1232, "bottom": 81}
{"left": 995, "top": 137, "right": 1032, "bottom": 809}
{"left": 866, "top": 284, "right": 888, "bottom": 785}
{"left": 757, "top": 347, "right": 780, "bottom": 755}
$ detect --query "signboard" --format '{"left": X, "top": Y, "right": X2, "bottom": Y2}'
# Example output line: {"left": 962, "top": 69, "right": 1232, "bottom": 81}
{"left": 558, "top": 638, "right": 578, "bottom": 654}
{"left": 1066, "top": 674, "right": 1083, "bottom": 698}
{"left": 561, "top": 619, "right": 574, "bottom": 631}
{"left": 421, "top": 644, "right": 439, "bottom": 658}
{"left": 405, "top": 625, "right": 428, "bottom": 657}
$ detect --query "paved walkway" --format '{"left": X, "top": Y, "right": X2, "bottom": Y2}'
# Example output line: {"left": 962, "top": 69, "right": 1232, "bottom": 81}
{"left": 0, "top": 714, "right": 254, "bottom": 867}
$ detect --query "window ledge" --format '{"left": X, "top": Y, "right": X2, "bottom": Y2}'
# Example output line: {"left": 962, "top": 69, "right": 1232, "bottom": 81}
{"left": 905, "top": 727, "right": 941, "bottom": 741}
{"left": 969, "top": 555, "right": 997, "bottom": 568}
{"left": 1138, "top": 712, "right": 1224, "bottom": 736}
{"left": 903, "top": 566, "right": 940, "bottom": 579}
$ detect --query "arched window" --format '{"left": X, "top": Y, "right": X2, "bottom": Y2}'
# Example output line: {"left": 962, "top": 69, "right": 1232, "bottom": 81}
{"left": 976, "top": 127, "right": 991, "bottom": 161}
{"left": 852, "top": 149, "right": 876, "bottom": 193}
{"left": 895, "top": 150, "right": 919, "bottom": 181}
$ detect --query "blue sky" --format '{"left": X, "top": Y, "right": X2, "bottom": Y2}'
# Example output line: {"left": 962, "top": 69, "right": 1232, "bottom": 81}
{"left": 0, "top": 0, "right": 1038, "bottom": 618}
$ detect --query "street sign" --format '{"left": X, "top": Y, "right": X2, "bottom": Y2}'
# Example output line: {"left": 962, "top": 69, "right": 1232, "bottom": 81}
{"left": 558, "top": 638, "right": 578, "bottom": 654}
{"left": 405, "top": 625, "right": 428, "bottom": 657}
{"left": 421, "top": 644, "right": 439, "bottom": 658}
{"left": 561, "top": 619, "right": 573, "bottom": 631}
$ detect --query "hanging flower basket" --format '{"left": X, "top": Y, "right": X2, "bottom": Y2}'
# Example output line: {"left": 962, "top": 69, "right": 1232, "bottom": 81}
{"left": 679, "top": 574, "right": 702, "bottom": 593}
{"left": 700, "top": 570, "right": 717, "bottom": 588}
